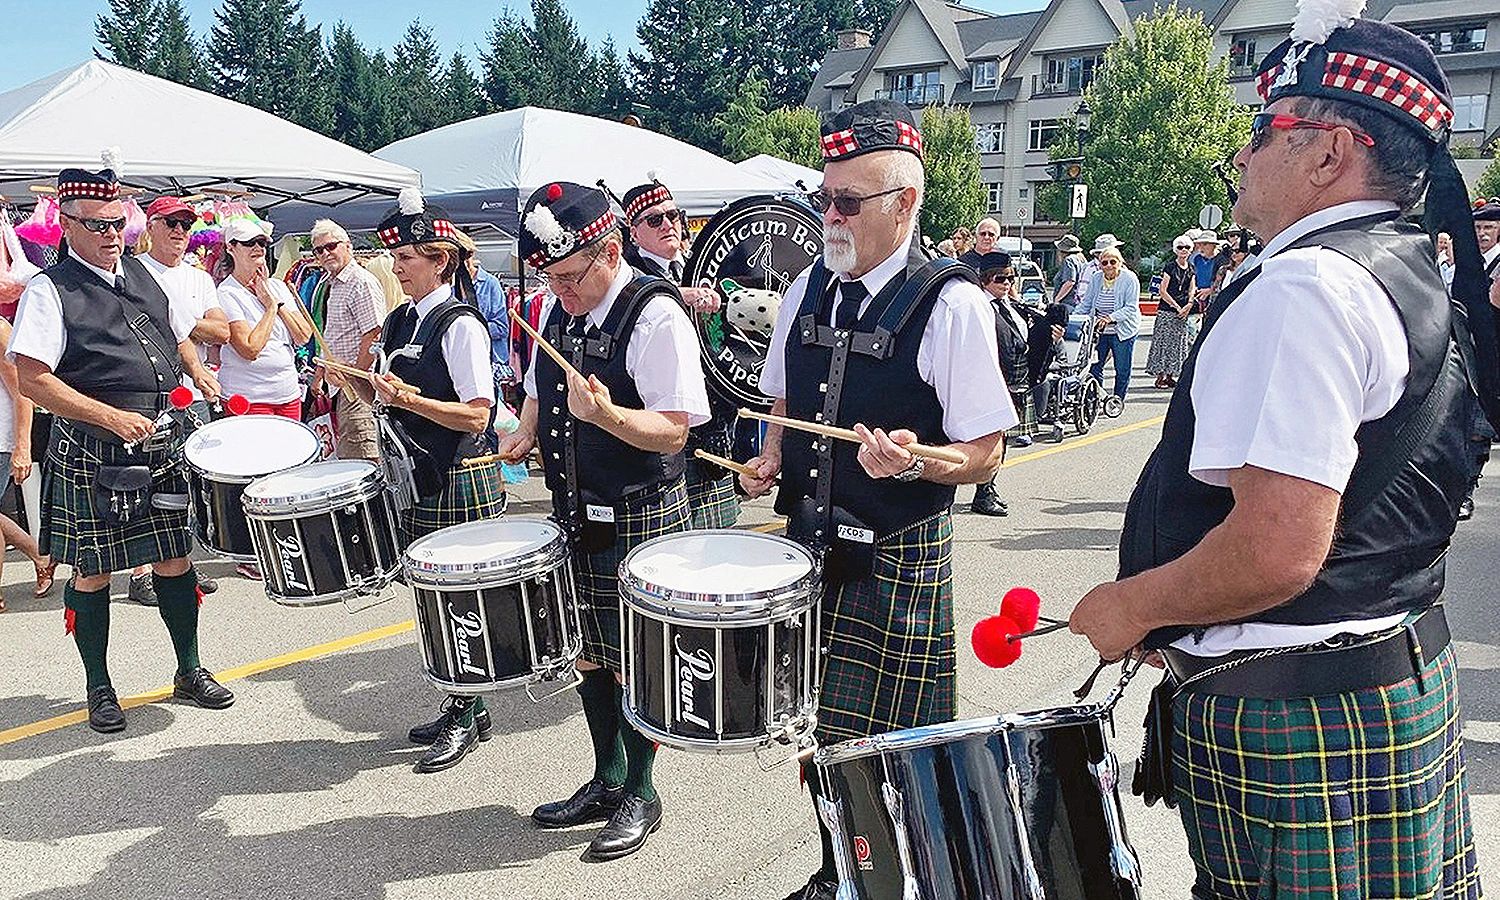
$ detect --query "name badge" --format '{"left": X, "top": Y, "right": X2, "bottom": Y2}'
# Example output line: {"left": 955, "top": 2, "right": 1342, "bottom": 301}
{"left": 837, "top": 524, "right": 875, "bottom": 544}
{"left": 586, "top": 504, "right": 616, "bottom": 523}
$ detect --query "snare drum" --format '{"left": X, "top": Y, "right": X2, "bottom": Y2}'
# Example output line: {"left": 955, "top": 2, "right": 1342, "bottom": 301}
{"left": 814, "top": 705, "right": 1142, "bottom": 900}
{"left": 242, "top": 460, "right": 401, "bottom": 606}
{"left": 619, "top": 530, "right": 821, "bottom": 753}
{"left": 404, "top": 517, "right": 582, "bottom": 695}
{"left": 183, "top": 415, "right": 320, "bottom": 559}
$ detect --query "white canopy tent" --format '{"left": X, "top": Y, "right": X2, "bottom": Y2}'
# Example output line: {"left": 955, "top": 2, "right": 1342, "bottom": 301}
{"left": 0, "top": 60, "right": 420, "bottom": 212}
{"left": 735, "top": 154, "right": 823, "bottom": 192}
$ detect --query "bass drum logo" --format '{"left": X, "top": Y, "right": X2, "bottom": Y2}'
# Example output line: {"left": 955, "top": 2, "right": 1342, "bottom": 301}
{"left": 683, "top": 196, "right": 823, "bottom": 411}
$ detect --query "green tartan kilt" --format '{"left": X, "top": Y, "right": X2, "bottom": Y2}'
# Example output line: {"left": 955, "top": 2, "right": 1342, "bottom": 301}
{"left": 573, "top": 478, "right": 691, "bottom": 673}
{"left": 44, "top": 419, "right": 192, "bottom": 577}
{"left": 685, "top": 468, "right": 740, "bottom": 529}
{"left": 1171, "top": 644, "right": 1482, "bottom": 899}
{"left": 399, "top": 462, "right": 506, "bottom": 546}
{"left": 815, "top": 511, "right": 956, "bottom": 744}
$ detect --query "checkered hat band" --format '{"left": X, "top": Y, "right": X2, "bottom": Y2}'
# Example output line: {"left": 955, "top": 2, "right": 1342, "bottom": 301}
{"left": 58, "top": 181, "right": 119, "bottom": 202}
{"left": 432, "top": 220, "right": 457, "bottom": 239}
{"left": 626, "top": 186, "right": 671, "bottom": 221}
{"left": 895, "top": 120, "right": 924, "bottom": 156}
{"left": 1256, "top": 66, "right": 1279, "bottom": 101}
{"left": 1322, "top": 52, "right": 1452, "bottom": 133}
{"left": 821, "top": 128, "right": 860, "bottom": 159}
{"left": 525, "top": 210, "right": 617, "bottom": 268}
{"left": 376, "top": 226, "right": 401, "bottom": 247}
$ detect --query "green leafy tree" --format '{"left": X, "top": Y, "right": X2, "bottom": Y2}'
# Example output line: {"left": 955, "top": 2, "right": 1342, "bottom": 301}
{"left": 392, "top": 21, "right": 445, "bottom": 138}
{"left": 742, "top": 0, "right": 899, "bottom": 110}
{"left": 480, "top": 11, "right": 532, "bottom": 110}
{"left": 1076, "top": 5, "right": 1248, "bottom": 260}
{"left": 1476, "top": 156, "right": 1500, "bottom": 200}
{"left": 207, "top": 0, "right": 330, "bottom": 133}
{"left": 717, "top": 73, "right": 824, "bottom": 169}
{"left": 95, "top": 0, "right": 160, "bottom": 70}
{"left": 151, "top": 0, "right": 204, "bottom": 86}
{"left": 591, "top": 38, "right": 633, "bottom": 121}
{"left": 918, "top": 105, "right": 984, "bottom": 243}
{"left": 525, "top": 0, "right": 596, "bottom": 113}
{"left": 326, "top": 23, "right": 396, "bottom": 150}
{"left": 633, "top": 0, "right": 750, "bottom": 153}
{"left": 439, "top": 52, "right": 488, "bottom": 125}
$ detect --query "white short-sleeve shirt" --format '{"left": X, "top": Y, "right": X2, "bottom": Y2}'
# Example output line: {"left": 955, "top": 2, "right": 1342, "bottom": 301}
{"left": 761, "top": 234, "right": 1018, "bottom": 442}
{"left": 1175, "top": 200, "right": 1415, "bottom": 656}
{"left": 217, "top": 274, "right": 303, "bottom": 404}
{"left": 138, "top": 253, "right": 221, "bottom": 398}
{"left": 523, "top": 261, "right": 711, "bottom": 425}
{"left": 401, "top": 284, "right": 495, "bottom": 407}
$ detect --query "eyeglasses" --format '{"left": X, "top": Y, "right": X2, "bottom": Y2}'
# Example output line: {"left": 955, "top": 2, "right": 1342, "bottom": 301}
{"left": 62, "top": 213, "right": 127, "bottom": 235}
{"left": 157, "top": 217, "right": 196, "bottom": 232}
{"left": 312, "top": 241, "right": 344, "bottom": 255}
{"left": 807, "top": 187, "right": 905, "bottom": 217}
{"left": 549, "top": 248, "right": 602, "bottom": 287}
{"left": 1249, "top": 112, "right": 1376, "bottom": 153}
{"left": 635, "top": 209, "right": 680, "bottom": 229}
{"left": 977, "top": 232, "right": 999, "bottom": 239}
{"left": 231, "top": 238, "right": 270, "bottom": 249}
{"left": 1099, "top": 259, "right": 1121, "bottom": 266}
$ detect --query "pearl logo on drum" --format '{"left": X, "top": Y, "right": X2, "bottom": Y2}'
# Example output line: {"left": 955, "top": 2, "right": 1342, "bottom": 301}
{"left": 448, "top": 603, "right": 490, "bottom": 678}
{"left": 274, "top": 533, "right": 311, "bottom": 591}
{"left": 674, "top": 634, "right": 715, "bottom": 730}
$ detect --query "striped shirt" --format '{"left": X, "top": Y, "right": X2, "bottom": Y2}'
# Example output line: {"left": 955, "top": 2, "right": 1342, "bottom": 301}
{"left": 1094, "top": 279, "right": 1118, "bottom": 333}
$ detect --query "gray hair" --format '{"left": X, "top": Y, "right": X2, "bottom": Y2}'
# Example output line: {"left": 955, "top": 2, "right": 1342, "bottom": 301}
{"left": 879, "top": 151, "right": 926, "bottom": 221}
{"left": 1292, "top": 97, "right": 1430, "bottom": 211}
{"left": 59, "top": 199, "right": 85, "bottom": 217}
{"left": 976, "top": 217, "right": 1000, "bottom": 233}
{"left": 310, "top": 219, "right": 350, "bottom": 245}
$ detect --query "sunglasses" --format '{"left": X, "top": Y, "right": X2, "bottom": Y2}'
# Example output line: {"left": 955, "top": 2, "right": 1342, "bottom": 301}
{"left": 155, "top": 217, "right": 196, "bottom": 232}
{"left": 312, "top": 241, "right": 343, "bottom": 255}
{"left": 988, "top": 274, "right": 1014, "bottom": 283}
{"left": 231, "top": 238, "right": 270, "bottom": 249}
{"left": 635, "top": 209, "right": 680, "bottom": 229}
{"left": 808, "top": 187, "right": 905, "bottom": 217}
{"left": 1099, "top": 259, "right": 1121, "bottom": 266}
{"left": 1249, "top": 112, "right": 1376, "bottom": 153}
{"left": 63, "top": 213, "right": 127, "bottom": 235}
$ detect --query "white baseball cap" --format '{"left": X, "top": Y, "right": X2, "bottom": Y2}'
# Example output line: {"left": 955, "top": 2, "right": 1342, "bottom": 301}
{"left": 223, "top": 218, "right": 273, "bottom": 243}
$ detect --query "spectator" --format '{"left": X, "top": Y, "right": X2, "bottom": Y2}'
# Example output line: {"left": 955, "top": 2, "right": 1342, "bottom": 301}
{"left": 1189, "top": 229, "right": 1223, "bottom": 309}
{"left": 958, "top": 218, "right": 1000, "bottom": 270}
{"left": 949, "top": 226, "right": 974, "bottom": 257}
{"left": 972, "top": 252, "right": 1029, "bottom": 517}
{"left": 310, "top": 219, "right": 385, "bottom": 462}
{"left": 217, "top": 219, "right": 316, "bottom": 420}
{"left": 0, "top": 316, "right": 53, "bottom": 610}
{"left": 453, "top": 231, "right": 513, "bottom": 391}
{"left": 1147, "top": 234, "right": 1194, "bottom": 389}
{"left": 1075, "top": 246, "right": 1140, "bottom": 404}
{"left": 1052, "top": 233, "right": 1088, "bottom": 310}
{"left": 937, "top": 239, "right": 956, "bottom": 257}
{"left": 1436, "top": 232, "right": 1454, "bottom": 290}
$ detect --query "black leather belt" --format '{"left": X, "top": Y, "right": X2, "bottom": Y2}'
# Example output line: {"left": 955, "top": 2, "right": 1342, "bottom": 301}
{"left": 1162, "top": 605, "right": 1451, "bottom": 699}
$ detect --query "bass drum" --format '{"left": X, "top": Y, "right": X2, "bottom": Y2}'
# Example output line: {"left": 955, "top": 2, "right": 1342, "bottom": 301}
{"left": 683, "top": 195, "right": 822, "bottom": 412}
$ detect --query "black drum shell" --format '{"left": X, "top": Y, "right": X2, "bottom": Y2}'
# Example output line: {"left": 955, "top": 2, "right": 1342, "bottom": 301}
{"left": 187, "top": 469, "right": 256, "bottom": 559}
{"left": 247, "top": 490, "right": 402, "bottom": 606}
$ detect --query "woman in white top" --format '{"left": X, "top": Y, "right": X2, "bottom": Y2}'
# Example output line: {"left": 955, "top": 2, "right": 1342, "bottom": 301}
{"left": 0, "top": 317, "right": 54, "bottom": 610}
{"left": 215, "top": 220, "right": 314, "bottom": 418}
{"left": 1075, "top": 246, "right": 1142, "bottom": 404}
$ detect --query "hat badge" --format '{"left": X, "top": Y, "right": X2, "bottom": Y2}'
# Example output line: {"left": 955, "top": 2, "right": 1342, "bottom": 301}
{"left": 1272, "top": 43, "right": 1313, "bottom": 91}
{"left": 410, "top": 218, "right": 428, "bottom": 239}
{"left": 547, "top": 230, "right": 576, "bottom": 259}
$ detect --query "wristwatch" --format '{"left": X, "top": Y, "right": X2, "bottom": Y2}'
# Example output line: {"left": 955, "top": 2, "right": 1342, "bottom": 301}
{"left": 891, "top": 457, "right": 926, "bottom": 482}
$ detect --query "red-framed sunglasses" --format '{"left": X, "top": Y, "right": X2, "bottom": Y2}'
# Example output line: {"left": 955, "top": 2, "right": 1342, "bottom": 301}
{"left": 1249, "top": 112, "right": 1376, "bottom": 152}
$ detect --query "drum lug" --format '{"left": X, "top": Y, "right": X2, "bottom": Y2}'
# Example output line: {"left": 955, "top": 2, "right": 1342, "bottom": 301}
{"left": 880, "top": 783, "right": 923, "bottom": 900}
{"left": 753, "top": 720, "right": 817, "bottom": 772}
{"left": 1004, "top": 760, "right": 1049, "bottom": 900}
{"left": 814, "top": 793, "right": 860, "bottom": 900}
{"left": 1090, "top": 750, "right": 1144, "bottom": 888}
{"left": 525, "top": 667, "right": 583, "bottom": 704}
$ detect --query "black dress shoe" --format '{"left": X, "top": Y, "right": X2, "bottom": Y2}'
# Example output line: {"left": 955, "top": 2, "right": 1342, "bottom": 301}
{"left": 532, "top": 778, "right": 625, "bottom": 828}
{"left": 87, "top": 685, "right": 126, "bottom": 733}
{"left": 128, "top": 573, "right": 158, "bottom": 606}
{"left": 583, "top": 793, "right": 662, "bottom": 861}
{"left": 196, "top": 570, "right": 219, "bottom": 594}
{"left": 781, "top": 874, "right": 840, "bottom": 900}
{"left": 971, "top": 486, "right": 1009, "bottom": 517}
{"left": 173, "top": 667, "right": 235, "bottom": 709}
{"left": 413, "top": 712, "right": 479, "bottom": 773}
{"left": 1459, "top": 496, "right": 1475, "bottom": 520}
{"left": 409, "top": 698, "right": 493, "bottom": 744}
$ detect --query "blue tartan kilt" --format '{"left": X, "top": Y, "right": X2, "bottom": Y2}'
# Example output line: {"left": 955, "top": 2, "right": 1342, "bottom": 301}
{"left": 815, "top": 511, "right": 956, "bottom": 744}
{"left": 43, "top": 418, "right": 191, "bottom": 577}
{"left": 685, "top": 468, "right": 740, "bottom": 529}
{"left": 398, "top": 462, "right": 507, "bottom": 546}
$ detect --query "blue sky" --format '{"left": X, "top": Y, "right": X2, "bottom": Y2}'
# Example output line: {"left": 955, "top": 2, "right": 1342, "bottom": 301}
{"left": 0, "top": 0, "right": 1044, "bottom": 95}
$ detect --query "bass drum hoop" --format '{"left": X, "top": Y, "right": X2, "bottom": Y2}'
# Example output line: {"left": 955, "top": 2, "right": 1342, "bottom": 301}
{"left": 618, "top": 529, "right": 821, "bottom": 626}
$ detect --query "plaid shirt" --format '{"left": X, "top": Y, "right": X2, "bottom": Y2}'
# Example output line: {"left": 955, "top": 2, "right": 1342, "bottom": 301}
{"left": 324, "top": 261, "right": 386, "bottom": 363}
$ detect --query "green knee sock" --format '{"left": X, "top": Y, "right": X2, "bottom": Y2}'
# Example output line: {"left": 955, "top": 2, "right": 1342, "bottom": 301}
{"left": 64, "top": 583, "right": 112, "bottom": 690}
{"left": 452, "top": 695, "right": 476, "bottom": 727}
{"left": 577, "top": 669, "right": 626, "bottom": 786}
{"left": 621, "top": 722, "right": 658, "bottom": 802}
{"left": 151, "top": 569, "right": 201, "bottom": 676}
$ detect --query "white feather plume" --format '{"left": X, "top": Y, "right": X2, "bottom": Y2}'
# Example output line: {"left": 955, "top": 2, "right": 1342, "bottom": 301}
{"left": 647, "top": 169, "right": 660, "bottom": 183}
{"left": 1291, "top": 0, "right": 1365, "bottom": 44}
{"left": 101, "top": 146, "right": 123, "bottom": 176}
{"left": 398, "top": 186, "right": 424, "bottom": 215}
{"left": 524, "top": 204, "right": 565, "bottom": 244}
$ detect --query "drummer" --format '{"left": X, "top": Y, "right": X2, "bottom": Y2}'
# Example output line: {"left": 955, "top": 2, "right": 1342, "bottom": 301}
{"left": 738, "top": 100, "right": 1015, "bottom": 900}
{"left": 621, "top": 177, "right": 740, "bottom": 528}
{"left": 496, "top": 181, "right": 710, "bottom": 862}
{"left": 362, "top": 188, "right": 517, "bottom": 775}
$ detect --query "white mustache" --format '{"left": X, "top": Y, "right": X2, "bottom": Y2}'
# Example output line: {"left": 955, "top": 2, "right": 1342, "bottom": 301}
{"left": 823, "top": 225, "right": 854, "bottom": 246}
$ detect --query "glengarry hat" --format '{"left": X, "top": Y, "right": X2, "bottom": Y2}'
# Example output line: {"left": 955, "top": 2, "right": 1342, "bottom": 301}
{"left": 57, "top": 147, "right": 123, "bottom": 203}
{"left": 376, "top": 188, "right": 460, "bottom": 249}
{"left": 519, "top": 182, "right": 617, "bottom": 269}
{"left": 622, "top": 174, "right": 673, "bottom": 223}
{"left": 820, "top": 99, "right": 924, "bottom": 162}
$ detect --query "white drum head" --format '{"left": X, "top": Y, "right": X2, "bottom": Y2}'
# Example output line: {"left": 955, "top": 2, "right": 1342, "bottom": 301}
{"left": 244, "top": 459, "right": 375, "bottom": 504}
{"left": 407, "top": 518, "right": 560, "bottom": 570}
{"left": 185, "top": 415, "right": 319, "bottom": 478}
{"left": 626, "top": 531, "right": 814, "bottom": 596}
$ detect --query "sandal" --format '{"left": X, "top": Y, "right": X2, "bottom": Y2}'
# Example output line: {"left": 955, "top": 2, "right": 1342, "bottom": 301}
{"left": 33, "top": 559, "right": 57, "bottom": 598}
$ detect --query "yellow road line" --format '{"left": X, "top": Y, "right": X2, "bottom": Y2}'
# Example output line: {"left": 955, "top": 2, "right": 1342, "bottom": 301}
{"left": 0, "top": 620, "right": 414, "bottom": 746}
{"left": 1001, "top": 415, "right": 1164, "bottom": 468}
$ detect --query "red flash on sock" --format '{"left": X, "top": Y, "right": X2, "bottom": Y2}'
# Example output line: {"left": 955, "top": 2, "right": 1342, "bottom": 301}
{"left": 195, "top": 585, "right": 205, "bottom": 607}
{"left": 64, "top": 606, "right": 76, "bottom": 635}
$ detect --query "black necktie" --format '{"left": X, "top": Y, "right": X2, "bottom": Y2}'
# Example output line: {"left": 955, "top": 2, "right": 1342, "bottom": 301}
{"left": 113, "top": 275, "right": 126, "bottom": 293}
{"left": 566, "top": 315, "right": 587, "bottom": 337}
{"left": 835, "top": 281, "right": 867, "bottom": 330}
{"left": 669, "top": 259, "right": 683, "bottom": 283}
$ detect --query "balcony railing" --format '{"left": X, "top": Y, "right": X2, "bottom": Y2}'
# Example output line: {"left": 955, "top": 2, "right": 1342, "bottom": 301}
{"left": 875, "top": 84, "right": 946, "bottom": 106}
{"left": 1228, "top": 62, "right": 1257, "bottom": 79}
{"left": 1031, "top": 75, "right": 1082, "bottom": 97}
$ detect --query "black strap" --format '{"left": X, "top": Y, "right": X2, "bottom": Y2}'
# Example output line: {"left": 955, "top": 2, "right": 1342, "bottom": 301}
{"left": 583, "top": 275, "right": 677, "bottom": 360}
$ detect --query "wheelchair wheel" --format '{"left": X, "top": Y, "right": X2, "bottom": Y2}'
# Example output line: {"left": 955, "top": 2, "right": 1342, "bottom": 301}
{"left": 1076, "top": 377, "right": 1101, "bottom": 434}
{"left": 1103, "top": 394, "right": 1124, "bottom": 418}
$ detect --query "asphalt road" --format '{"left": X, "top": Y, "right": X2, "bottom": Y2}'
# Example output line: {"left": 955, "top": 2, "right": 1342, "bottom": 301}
{"left": 0, "top": 352, "right": 1495, "bottom": 899}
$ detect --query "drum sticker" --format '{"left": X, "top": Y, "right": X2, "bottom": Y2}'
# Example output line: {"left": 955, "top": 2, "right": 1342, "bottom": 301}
{"left": 274, "top": 532, "right": 313, "bottom": 593}
{"left": 673, "top": 632, "right": 716, "bottom": 734}
{"left": 447, "top": 601, "right": 492, "bottom": 681}
{"left": 853, "top": 835, "right": 874, "bottom": 871}
{"left": 836, "top": 524, "right": 875, "bottom": 544}
{"left": 586, "top": 504, "right": 616, "bottom": 523}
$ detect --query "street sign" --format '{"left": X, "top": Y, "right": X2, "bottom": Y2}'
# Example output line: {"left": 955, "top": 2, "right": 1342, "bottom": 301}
{"left": 1071, "top": 184, "right": 1088, "bottom": 219}
{"left": 1198, "top": 203, "right": 1224, "bottom": 230}
{"left": 1017, "top": 206, "right": 1031, "bottom": 223}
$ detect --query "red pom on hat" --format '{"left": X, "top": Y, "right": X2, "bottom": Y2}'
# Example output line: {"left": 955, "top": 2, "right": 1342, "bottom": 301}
{"left": 546, "top": 183, "right": 563, "bottom": 202}
{"left": 1000, "top": 587, "right": 1041, "bottom": 632}
{"left": 972, "top": 615, "right": 1024, "bottom": 668}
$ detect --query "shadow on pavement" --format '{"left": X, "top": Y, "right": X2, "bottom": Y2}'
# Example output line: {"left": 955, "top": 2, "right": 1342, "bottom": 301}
{"left": 1034, "top": 499, "right": 1129, "bottom": 517}
{"left": 978, "top": 526, "right": 1123, "bottom": 552}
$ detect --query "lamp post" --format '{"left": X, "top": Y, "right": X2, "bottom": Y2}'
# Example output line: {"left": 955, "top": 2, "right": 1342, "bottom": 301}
{"left": 1071, "top": 99, "right": 1092, "bottom": 244}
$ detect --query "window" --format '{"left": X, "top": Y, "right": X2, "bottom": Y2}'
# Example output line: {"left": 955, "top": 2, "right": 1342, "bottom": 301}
{"left": 1041, "top": 53, "right": 1104, "bottom": 94}
{"left": 881, "top": 69, "right": 943, "bottom": 105}
{"left": 973, "top": 60, "right": 999, "bottom": 89}
{"left": 975, "top": 122, "right": 1005, "bottom": 153}
{"left": 1229, "top": 36, "right": 1258, "bottom": 75}
{"left": 1413, "top": 23, "right": 1486, "bottom": 54}
{"left": 1453, "top": 94, "right": 1489, "bottom": 130}
{"left": 985, "top": 183, "right": 1003, "bottom": 213}
{"left": 1028, "top": 118, "right": 1063, "bottom": 151}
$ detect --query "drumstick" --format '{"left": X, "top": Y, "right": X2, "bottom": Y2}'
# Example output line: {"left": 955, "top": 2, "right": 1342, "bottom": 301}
{"left": 508, "top": 309, "right": 627, "bottom": 426}
{"left": 738, "top": 408, "right": 968, "bottom": 465}
{"left": 693, "top": 448, "right": 761, "bottom": 480}
{"left": 313, "top": 356, "right": 421, "bottom": 395}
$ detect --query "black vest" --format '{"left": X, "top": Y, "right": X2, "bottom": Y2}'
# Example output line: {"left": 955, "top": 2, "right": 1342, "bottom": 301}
{"left": 775, "top": 240, "right": 967, "bottom": 537}
{"left": 535, "top": 272, "right": 688, "bottom": 524}
{"left": 380, "top": 297, "right": 492, "bottom": 498}
{"left": 1120, "top": 214, "right": 1473, "bottom": 649}
{"left": 49, "top": 254, "right": 181, "bottom": 416}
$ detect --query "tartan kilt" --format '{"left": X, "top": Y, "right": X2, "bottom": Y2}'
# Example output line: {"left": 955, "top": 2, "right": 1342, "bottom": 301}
{"left": 1172, "top": 645, "right": 1482, "bottom": 899}
{"left": 573, "top": 478, "right": 691, "bottom": 673}
{"left": 43, "top": 419, "right": 191, "bottom": 577}
{"left": 399, "top": 461, "right": 506, "bottom": 546}
{"left": 815, "top": 511, "right": 956, "bottom": 744}
{"left": 685, "top": 469, "right": 740, "bottom": 529}
{"left": 1007, "top": 387, "right": 1036, "bottom": 438}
